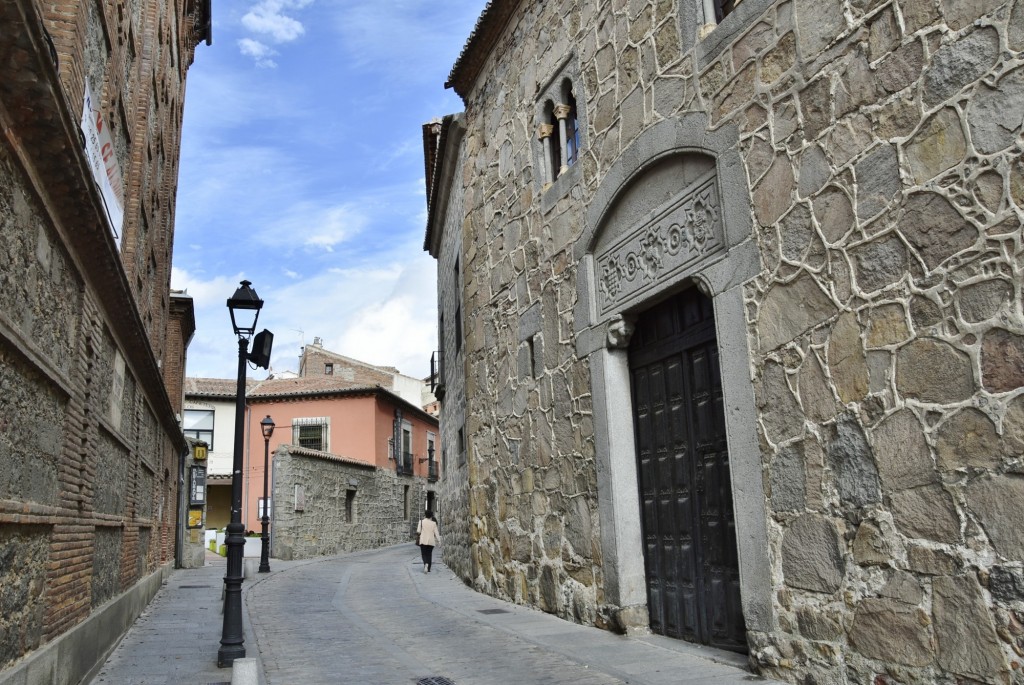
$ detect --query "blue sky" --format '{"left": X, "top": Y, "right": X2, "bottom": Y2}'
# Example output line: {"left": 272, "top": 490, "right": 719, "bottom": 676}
{"left": 171, "top": 0, "right": 484, "bottom": 380}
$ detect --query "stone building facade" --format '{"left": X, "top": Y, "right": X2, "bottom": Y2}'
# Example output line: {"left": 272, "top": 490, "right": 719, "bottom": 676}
{"left": 0, "top": 0, "right": 206, "bottom": 681}
{"left": 270, "top": 445, "right": 432, "bottom": 560}
{"left": 424, "top": 0, "right": 1024, "bottom": 683}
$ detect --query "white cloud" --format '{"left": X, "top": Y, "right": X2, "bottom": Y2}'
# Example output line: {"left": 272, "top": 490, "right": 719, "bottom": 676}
{"left": 172, "top": 242, "right": 438, "bottom": 381}
{"left": 237, "top": 38, "right": 278, "bottom": 68}
{"left": 241, "top": 0, "right": 309, "bottom": 43}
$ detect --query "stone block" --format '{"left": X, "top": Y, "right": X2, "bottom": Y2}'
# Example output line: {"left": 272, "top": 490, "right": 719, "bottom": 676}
{"left": 849, "top": 598, "right": 933, "bottom": 666}
{"left": 854, "top": 144, "right": 900, "bottom": 221}
{"left": 958, "top": 279, "right": 1012, "bottom": 324}
{"left": 753, "top": 155, "right": 795, "bottom": 227}
{"left": 965, "top": 475, "right": 1024, "bottom": 560}
{"left": 933, "top": 574, "right": 1008, "bottom": 680}
{"left": 798, "top": 352, "right": 840, "bottom": 424}
{"left": 796, "top": 605, "right": 843, "bottom": 640}
{"left": 901, "top": 191, "right": 980, "bottom": 270}
{"left": 757, "top": 273, "right": 838, "bottom": 352}
{"left": 826, "top": 414, "right": 881, "bottom": 509}
{"left": 871, "top": 409, "right": 934, "bottom": 492}
{"left": 890, "top": 484, "right": 961, "bottom": 543}
{"left": 906, "top": 545, "right": 959, "bottom": 575}
{"left": 879, "top": 570, "right": 923, "bottom": 605}
{"left": 828, "top": 312, "right": 869, "bottom": 405}
{"left": 941, "top": 0, "right": 1007, "bottom": 30}
{"left": 968, "top": 67, "right": 1024, "bottom": 155}
{"left": 922, "top": 27, "right": 999, "bottom": 108}
{"left": 812, "top": 185, "right": 854, "bottom": 245}
{"left": 794, "top": 0, "right": 846, "bottom": 58}
{"left": 851, "top": 232, "right": 909, "bottom": 294}
{"left": 853, "top": 520, "right": 894, "bottom": 566}
{"left": 895, "top": 338, "right": 974, "bottom": 404}
{"left": 758, "top": 359, "right": 805, "bottom": 444}
{"left": 935, "top": 407, "right": 1002, "bottom": 471}
{"left": 989, "top": 565, "right": 1024, "bottom": 603}
{"left": 782, "top": 514, "right": 845, "bottom": 593}
{"left": 905, "top": 108, "right": 966, "bottom": 185}
{"left": 770, "top": 441, "right": 807, "bottom": 512}
{"left": 981, "top": 328, "right": 1024, "bottom": 393}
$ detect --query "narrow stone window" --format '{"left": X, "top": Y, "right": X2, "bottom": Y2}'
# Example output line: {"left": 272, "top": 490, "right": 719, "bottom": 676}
{"left": 345, "top": 490, "right": 355, "bottom": 522}
{"left": 453, "top": 258, "right": 463, "bottom": 355}
{"left": 403, "top": 485, "right": 411, "bottom": 520}
{"left": 539, "top": 84, "right": 581, "bottom": 189}
{"left": 534, "top": 58, "right": 587, "bottom": 203}
{"left": 324, "top": 363, "right": 333, "bottom": 375}
{"left": 457, "top": 426, "right": 466, "bottom": 467}
{"left": 702, "top": 0, "right": 742, "bottom": 35}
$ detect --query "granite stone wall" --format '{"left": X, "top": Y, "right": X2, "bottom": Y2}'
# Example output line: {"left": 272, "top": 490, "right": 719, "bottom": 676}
{"left": 271, "top": 446, "right": 434, "bottom": 561}
{"left": 437, "top": 0, "right": 1024, "bottom": 682}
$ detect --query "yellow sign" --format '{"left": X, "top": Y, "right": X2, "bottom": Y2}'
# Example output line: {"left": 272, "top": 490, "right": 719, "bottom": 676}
{"left": 193, "top": 444, "right": 208, "bottom": 461}
{"left": 188, "top": 508, "right": 204, "bottom": 529}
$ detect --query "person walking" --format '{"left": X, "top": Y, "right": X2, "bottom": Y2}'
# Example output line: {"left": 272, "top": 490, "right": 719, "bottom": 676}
{"left": 417, "top": 510, "right": 440, "bottom": 573}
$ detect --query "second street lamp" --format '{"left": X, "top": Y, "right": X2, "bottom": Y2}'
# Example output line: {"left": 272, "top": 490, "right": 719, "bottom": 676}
{"left": 258, "top": 415, "right": 275, "bottom": 573}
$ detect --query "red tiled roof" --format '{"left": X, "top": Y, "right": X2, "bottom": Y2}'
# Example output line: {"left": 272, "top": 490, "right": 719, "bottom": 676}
{"left": 185, "top": 376, "right": 439, "bottom": 426}
{"left": 247, "top": 376, "right": 379, "bottom": 397}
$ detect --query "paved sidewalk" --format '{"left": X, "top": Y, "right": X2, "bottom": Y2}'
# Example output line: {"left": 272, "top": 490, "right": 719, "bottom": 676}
{"left": 91, "top": 545, "right": 777, "bottom": 685}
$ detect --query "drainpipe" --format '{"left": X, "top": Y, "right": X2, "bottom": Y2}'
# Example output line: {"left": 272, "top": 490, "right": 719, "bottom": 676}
{"left": 174, "top": 442, "right": 189, "bottom": 569}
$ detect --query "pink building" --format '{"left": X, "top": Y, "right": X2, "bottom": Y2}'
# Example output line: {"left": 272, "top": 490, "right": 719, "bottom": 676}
{"left": 242, "top": 380, "right": 440, "bottom": 532}
{"left": 184, "top": 344, "right": 440, "bottom": 537}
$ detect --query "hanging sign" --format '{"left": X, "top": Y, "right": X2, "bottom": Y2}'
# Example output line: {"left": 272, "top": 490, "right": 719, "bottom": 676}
{"left": 81, "top": 82, "right": 125, "bottom": 238}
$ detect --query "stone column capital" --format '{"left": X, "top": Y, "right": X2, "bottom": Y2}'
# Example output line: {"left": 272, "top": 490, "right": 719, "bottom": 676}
{"left": 537, "top": 123, "right": 554, "bottom": 139}
{"left": 553, "top": 104, "right": 572, "bottom": 120}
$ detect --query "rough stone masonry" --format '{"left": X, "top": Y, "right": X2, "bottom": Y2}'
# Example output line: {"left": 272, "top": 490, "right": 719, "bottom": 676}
{"left": 425, "top": 0, "right": 1024, "bottom": 683}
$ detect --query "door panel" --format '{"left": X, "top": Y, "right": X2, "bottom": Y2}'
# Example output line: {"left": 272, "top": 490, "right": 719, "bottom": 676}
{"left": 630, "top": 287, "right": 747, "bottom": 653}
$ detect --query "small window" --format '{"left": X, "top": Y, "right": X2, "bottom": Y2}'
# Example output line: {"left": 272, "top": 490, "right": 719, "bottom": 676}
{"left": 324, "top": 363, "right": 333, "bottom": 375}
{"left": 403, "top": 485, "right": 411, "bottom": 520}
{"left": 457, "top": 427, "right": 466, "bottom": 467}
{"left": 345, "top": 490, "right": 355, "bottom": 522}
{"left": 183, "top": 408, "right": 214, "bottom": 449}
{"left": 292, "top": 417, "right": 329, "bottom": 452}
{"left": 258, "top": 497, "right": 272, "bottom": 519}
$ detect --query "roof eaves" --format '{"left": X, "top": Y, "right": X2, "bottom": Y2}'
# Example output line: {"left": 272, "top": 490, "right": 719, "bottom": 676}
{"left": 445, "top": 0, "right": 522, "bottom": 102}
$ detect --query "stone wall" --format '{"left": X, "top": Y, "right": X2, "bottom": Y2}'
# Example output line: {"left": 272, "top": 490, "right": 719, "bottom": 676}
{"left": 0, "top": 0, "right": 204, "bottom": 678}
{"left": 271, "top": 446, "right": 433, "bottom": 560}
{"left": 431, "top": 122, "right": 475, "bottom": 582}
{"left": 434, "top": 0, "right": 1024, "bottom": 682}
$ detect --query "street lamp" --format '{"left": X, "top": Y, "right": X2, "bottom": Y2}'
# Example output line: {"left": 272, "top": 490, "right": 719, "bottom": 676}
{"left": 218, "top": 280, "right": 269, "bottom": 668}
{"left": 258, "top": 415, "right": 275, "bottom": 573}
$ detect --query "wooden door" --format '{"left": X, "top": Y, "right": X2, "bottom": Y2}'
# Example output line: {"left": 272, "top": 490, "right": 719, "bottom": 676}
{"left": 629, "top": 287, "right": 746, "bottom": 652}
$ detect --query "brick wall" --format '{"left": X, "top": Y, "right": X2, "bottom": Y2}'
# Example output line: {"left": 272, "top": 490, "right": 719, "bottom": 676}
{"left": 0, "top": 0, "right": 203, "bottom": 678}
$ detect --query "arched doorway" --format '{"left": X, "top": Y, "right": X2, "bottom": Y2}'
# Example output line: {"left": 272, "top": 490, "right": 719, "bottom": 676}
{"left": 573, "top": 115, "right": 774, "bottom": 644}
{"left": 629, "top": 287, "right": 745, "bottom": 651}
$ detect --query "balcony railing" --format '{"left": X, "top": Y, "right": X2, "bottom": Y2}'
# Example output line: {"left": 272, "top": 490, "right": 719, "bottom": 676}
{"left": 427, "top": 460, "right": 438, "bottom": 482}
{"left": 397, "top": 451, "right": 414, "bottom": 476}
{"left": 430, "top": 350, "right": 445, "bottom": 399}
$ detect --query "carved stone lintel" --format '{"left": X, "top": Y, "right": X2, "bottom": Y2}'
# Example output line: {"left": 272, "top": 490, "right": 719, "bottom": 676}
{"left": 607, "top": 314, "right": 636, "bottom": 349}
{"left": 553, "top": 104, "right": 572, "bottom": 120}
{"left": 537, "top": 123, "right": 554, "bottom": 139}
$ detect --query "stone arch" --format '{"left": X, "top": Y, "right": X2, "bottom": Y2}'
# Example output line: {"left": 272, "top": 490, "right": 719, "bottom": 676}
{"left": 573, "top": 113, "right": 775, "bottom": 638}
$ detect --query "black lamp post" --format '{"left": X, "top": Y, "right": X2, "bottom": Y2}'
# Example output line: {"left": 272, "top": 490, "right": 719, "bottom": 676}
{"left": 218, "top": 280, "right": 263, "bottom": 668}
{"left": 258, "top": 414, "right": 275, "bottom": 573}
